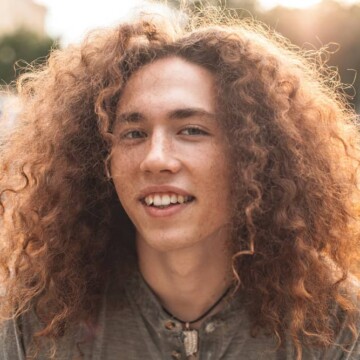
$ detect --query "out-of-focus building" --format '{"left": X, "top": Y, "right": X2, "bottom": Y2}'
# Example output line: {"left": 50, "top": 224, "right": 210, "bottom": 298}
{"left": 0, "top": 93, "right": 20, "bottom": 131}
{"left": 0, "top": 0, "right": 46, "bottom": 36}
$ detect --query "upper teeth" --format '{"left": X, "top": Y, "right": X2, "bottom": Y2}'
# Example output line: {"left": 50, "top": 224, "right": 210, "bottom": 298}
{"left": 144, "top": 193, "right": 192, "bottom": 206}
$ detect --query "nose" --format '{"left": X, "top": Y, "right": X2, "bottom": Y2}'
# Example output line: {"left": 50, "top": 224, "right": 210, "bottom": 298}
{"left": 140, "top": 130, "right": 181, "bottom": 174}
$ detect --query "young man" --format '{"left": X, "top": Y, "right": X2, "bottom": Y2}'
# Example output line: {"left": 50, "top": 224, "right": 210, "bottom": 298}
{"left": 0, "top": 5, "right": 359, "bottom": 360}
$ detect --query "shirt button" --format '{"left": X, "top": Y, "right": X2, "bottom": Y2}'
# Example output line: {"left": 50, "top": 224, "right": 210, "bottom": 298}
{"left": 165, "top": 320, "right": 177, "bottom": 330}
{"left": 171, "top": 350, "right": 182, "bottom": 359}
{"left": 205, "top": 322, "right": 216, "bottom": 333}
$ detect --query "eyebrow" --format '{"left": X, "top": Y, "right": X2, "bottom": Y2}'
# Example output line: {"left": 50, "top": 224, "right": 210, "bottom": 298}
{"left": 117, "top": 112, "right": 144, "bottom": 123}
{"left": 116, "top": 107, "right": 216, "bottom": 123}
{"left": 169, "top": 108, "right": 216, "bottom": 121}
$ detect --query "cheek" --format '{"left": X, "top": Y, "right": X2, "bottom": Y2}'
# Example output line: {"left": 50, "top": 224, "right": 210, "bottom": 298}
{"left": 110, "top": 152, "right": 135, "bottom": 202}
{"left": 110, "top": 147, "right": 139, "bottom": 178}
{"left": 208, "top": 156, "right": 231, "bottom": 210}
{"left": 210, "top": 150, "right": 230, "bottom": 184}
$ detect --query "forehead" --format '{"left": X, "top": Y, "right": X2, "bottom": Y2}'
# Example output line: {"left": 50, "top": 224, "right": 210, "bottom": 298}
{"left": 117, "top": 56, "right": 217, "bottom": 117}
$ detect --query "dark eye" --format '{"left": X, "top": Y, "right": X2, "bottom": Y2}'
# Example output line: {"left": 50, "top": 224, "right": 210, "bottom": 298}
{"left": 181, "top": 127, "right": 208, "bottom": 136}
{"left": 123, "top": 130, "right": 147, "bottom": 139}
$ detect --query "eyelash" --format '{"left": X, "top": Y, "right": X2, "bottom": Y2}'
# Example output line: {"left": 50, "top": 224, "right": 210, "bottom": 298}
{"left": 122, "top": 130, "right": 147, "bottom": 139}
{"left": 180, "top": 126, "right": 209, "bottom": 136}
{"left": 120, "top": 126, "right": 209, "bottom": 140}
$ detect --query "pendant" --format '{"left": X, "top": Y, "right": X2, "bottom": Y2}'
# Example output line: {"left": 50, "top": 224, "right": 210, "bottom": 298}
{"left": 183, "top": 323, "right": 198, "bottom": 357}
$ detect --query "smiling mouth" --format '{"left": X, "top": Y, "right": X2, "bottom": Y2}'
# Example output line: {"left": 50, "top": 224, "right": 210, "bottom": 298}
{"left": 141, "top": 193, "right": 195, "bottom": 209}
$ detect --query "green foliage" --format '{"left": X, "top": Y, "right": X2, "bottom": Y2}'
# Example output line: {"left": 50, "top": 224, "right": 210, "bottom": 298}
{"left": 0, "top": 28, "right": 58, "bottom": 85}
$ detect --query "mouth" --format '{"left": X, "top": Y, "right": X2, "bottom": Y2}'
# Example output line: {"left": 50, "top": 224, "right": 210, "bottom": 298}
{"left": 140, "top": 193, "right": 195, "bottom": 209}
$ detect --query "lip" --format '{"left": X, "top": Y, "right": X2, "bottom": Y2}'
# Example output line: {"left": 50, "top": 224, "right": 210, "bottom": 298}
{"left": 138, "top": 185, "right": 193, "bottom": 200}
{"left": 142, "top": 201, "right": 192, "bottom": 218}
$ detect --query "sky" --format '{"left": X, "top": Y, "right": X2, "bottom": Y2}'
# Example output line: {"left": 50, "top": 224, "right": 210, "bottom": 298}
{"left": 34, "top": 0, "right": 360, "bottom": 45}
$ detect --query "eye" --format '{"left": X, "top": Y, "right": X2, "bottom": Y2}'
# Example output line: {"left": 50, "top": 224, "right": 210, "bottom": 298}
{"left": 122, "top": 130, "right": 147, "bottom": 139}
{"left": 180, "top": 126, "right": 209, "bottom": 136}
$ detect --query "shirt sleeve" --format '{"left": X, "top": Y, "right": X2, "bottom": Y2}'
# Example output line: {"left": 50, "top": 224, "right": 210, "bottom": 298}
{"left": 0, "top": 318, "right": 26, "bottom": 360}
{"left": 320, "top": 292, "right": 360, "bottom": 359}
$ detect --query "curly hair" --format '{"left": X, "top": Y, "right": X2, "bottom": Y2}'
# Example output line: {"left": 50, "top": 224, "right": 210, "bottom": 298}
{"left": 0, "top": 5, "right": 359, "bottom": 359}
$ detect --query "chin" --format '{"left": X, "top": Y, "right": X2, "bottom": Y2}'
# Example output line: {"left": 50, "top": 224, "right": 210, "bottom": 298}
{"left": 137, "top": 231, "right": 200, "bottom": 253}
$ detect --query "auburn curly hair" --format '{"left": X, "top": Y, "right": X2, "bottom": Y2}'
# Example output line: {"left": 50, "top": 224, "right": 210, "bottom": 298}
{"left": 0, "top": 4, "right": 359, "bottom": 359}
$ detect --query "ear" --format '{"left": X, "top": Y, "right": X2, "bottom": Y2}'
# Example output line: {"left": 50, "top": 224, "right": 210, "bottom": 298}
{"left": 105, "top": 153, "right": 112, "bottom": 179}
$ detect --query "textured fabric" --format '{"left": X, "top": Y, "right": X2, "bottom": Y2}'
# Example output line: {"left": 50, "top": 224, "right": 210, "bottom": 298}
{"left": 1, "top": 273, "right": 359, "bottom": 360}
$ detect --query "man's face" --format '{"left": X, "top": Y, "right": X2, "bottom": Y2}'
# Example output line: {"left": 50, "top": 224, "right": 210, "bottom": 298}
{"left": 111, "top": 56, "right": 231, "bottom": 252}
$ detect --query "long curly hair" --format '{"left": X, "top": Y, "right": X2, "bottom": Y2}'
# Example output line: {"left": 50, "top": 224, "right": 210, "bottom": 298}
{"left": 1, "top": 5, "right": 359, "bottom": 359}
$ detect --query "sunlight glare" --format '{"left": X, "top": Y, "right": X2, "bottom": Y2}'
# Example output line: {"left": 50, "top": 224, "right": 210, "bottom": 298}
{"left": 260, "top": 0, "right": 321, "bottom": 10}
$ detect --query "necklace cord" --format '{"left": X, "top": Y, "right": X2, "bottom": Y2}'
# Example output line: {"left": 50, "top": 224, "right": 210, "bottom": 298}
{"left": 161, "top": 285, "right": 232, "bottom": 325}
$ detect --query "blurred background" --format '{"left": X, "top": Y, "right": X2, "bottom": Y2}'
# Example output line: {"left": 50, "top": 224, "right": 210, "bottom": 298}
{"left": 0, "top": 0, "right": 360, "bottom": 116}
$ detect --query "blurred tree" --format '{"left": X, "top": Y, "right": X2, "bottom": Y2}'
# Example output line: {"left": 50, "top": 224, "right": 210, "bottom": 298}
{"left": 169, "top": 0, "right": 360, "bottom": 111}
{"left": 261, "top": 0, "right": 360, "bottom": 110}
{"left": 169, "top": 0, "right": 260, "bottom": 12}
{"left": 0, "top": 28, "right": 58, "bottom": 86}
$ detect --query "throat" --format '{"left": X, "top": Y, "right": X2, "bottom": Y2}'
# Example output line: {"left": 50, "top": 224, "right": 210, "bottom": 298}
{"left": 136, "top": 223, "right": 233, "bottom": 326}
{"left": 161, "top": 285, "right": 232, "bottom": 325}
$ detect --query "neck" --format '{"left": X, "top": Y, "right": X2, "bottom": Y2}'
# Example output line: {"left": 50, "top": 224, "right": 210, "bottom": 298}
{"left": 137, "top": 231, "right": 233, "bottom": 326}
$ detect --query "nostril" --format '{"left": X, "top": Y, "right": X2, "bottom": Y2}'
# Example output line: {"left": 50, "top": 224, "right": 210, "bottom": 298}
{"left": 139, "top": 154, "right": 181, "bottom": 174}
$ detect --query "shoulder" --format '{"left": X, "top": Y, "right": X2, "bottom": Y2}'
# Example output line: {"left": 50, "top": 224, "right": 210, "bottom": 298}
{"left": 0, "top": 308, "right": 81, "bottom": 360}
{"left": 0, "top": 318, "right": 23, "bottom": 360}
{"left": 333, "top": 278, "right": 360, "bottom": 358}
{"left": 0, "top": 308, "right": 50, "bottom": 359}
{"left": 305, "top": 276, "right": 360, "bottom": 359}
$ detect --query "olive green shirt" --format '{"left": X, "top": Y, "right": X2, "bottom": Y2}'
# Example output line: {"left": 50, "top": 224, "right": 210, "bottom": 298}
{"left": 1, "top": 273, "right": 359, "bottom": 359}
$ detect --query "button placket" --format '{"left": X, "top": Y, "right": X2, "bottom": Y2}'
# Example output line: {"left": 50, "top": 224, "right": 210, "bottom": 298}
{"left": 198, "top": 319, "right": 223, "bottom": 358}
{"left": 205, "top": 322, "right": 216, "bottom": 334}
{"left": 170, "top": 349, "right": 182, "bottom": 359}
{"left": 163, "top": 319, "right": 184, "bottom": 359}
{"left": 165, "top": 320, "right": 177, "bottom": 330}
